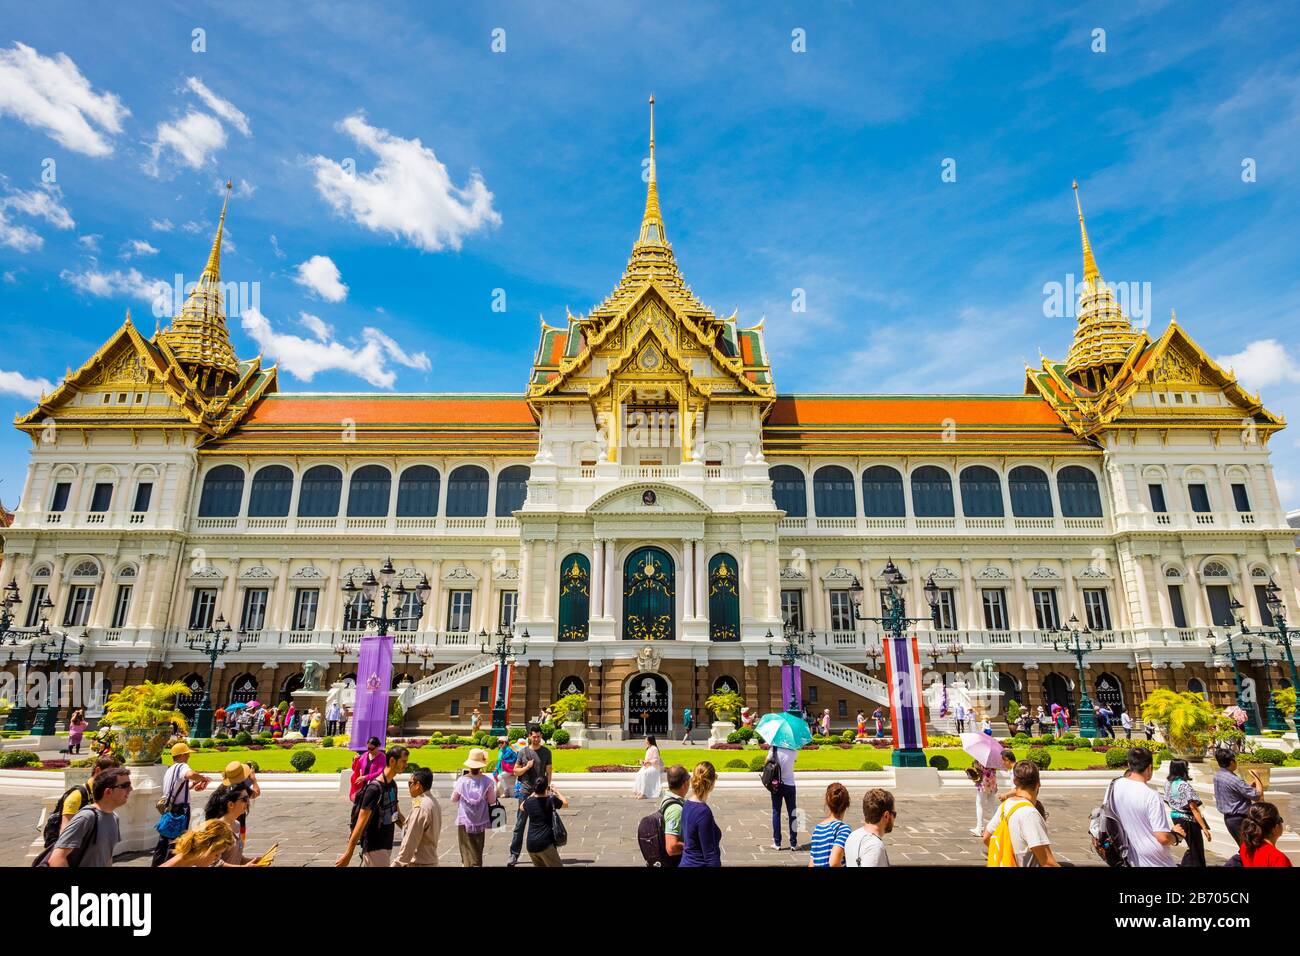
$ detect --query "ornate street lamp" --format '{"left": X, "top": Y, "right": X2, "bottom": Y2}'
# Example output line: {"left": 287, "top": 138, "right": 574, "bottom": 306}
{"left": 31, "top": 626, "right": 83, "bottom": 736}
{"left": 863, "top": 641, "right": 883, "bottom": 671}
{"left": 0, "top": 581, "right": 22, "bottom": 642}
{"left": 186, "top": 614, "right": 244, "bottom": 739}
{"left": 342, "top": 559, "right": 432, "bottom": 637}
{"left": 4, "top": 594, "right": 53, "bottom": 731}
{"left": 1051, "top": 614, "right": 1099, "bottom": 739}
{"left": 767, "top": 622, "right": 810, "bottom": 713}
{"left": 1227, "top": 598, "right": 1262, "bottom": 735}
{"left": 926, "top": 644, "right": 943, "bottom": 670}
{"left": 1245, "top": 635, "right": 1286, "bottom": 732}
{"left": 1261, "top": 580, "right": 1299, "bottom": 729}
{"left": 481, "top": 625, "right": 527, "bottom": 737}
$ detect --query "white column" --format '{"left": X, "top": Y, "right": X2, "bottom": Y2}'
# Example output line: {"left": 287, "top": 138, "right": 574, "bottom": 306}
{"left": 128, "top": 555, "right": 153, "bottom": 628}
{"left": 517, "top": 543, "right": 531, "bottom": 622}
{"left": 273, "top": 559, "right": 291, "bottom": 630}
{"left": 1186, "top": 566, "right": 1210, "bottom": 628}
{"left": 427, "top": 559, "right": 442, "bottom": 634}
{"left": 590, "top": 541, "right": 604, "bottom": 620}
{"left": 682, "top": 540, "right": 695, "bottom": 619}
{"left": 1063, "top": 563, "right": 1080, "bottom": 624}
{"left": 809, "top": 558, "right": 824, "bottom": 631}
{"left": 961, "top": 558, "right": 977, "bottom": 630}
{"left": 604, "top": 540, "right": 617, "bottom": 622}
{"left": 741, "top": 540, "right": 752, "bottom": 619}
{"left": 1132, "top": 555, "right": 1154, "bottom": 630}
{"left": 695, "top": 540, "right": 707, "bottom": 622}
{"left": 766, "top": 540, "right": 779, "bottom": 619}
{"left": 1011, "top": 559, "right": 1029, "bottom": 630}
{"left": 543, "top": 540, "right": 556, "bottom": 621}
{"left": 479, "top": 560, "right": 494, "bottom": 631}
{"left": 1237, "top": 557, "right": 1260, "bottom": 626}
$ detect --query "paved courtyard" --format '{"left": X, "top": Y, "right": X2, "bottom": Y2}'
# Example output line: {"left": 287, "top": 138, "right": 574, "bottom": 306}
{"left": 0, "top": 780, "right": 1119, "bottom": 867}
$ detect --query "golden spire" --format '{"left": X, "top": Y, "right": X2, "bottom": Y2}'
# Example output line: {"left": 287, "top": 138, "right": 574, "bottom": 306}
{"left": 1062, "top": 179, "right": 1139, "bottom": 390}
{"left": 1073, "top": 179, "right": 1099, "bottom": 284}
{"left": 636, "top": 95, "right": 666, "bottom": 247}
{"left": 158, "top": 179, "right": 240, "bottom": 393}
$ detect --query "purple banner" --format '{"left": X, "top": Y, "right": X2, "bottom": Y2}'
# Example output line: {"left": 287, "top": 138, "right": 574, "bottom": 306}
{"left": 780, "top": 664, "right": 803, "bottom": 713}
{"left": 349, "top": 634, "right": 393, "bottom": 751}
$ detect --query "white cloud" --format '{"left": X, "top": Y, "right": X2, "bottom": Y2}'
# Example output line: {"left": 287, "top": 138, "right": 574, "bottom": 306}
{"left": 78, "top": 233, "right": 100, "bottom": 251}
{"left": 181, "top": 220, "right": 203, "bottom": 234}
{"left": 0, "top": 368, "right": 54, "bottom": 401}
{"left": 240, "top": 307, "right": 430, "bottom": 388}
{"left": 293, "top": 254, "right": 348, "bottom": 302}
{"left": 185, "top": 77, "right": 250, "bottom": 136}
{"left": 121, "top": 238, "right": 159, "bottom": 259}
{"left": 60, "top": 264, "right": 170, "bottom": 308}
{"left": 144, "top": 110, "right": 227, "bottom": 176}
{"left": 0, "top": 185, "right": 74, "bottom": 252}
{"left": 269, "top": 234, "right": 285, "bottom": 260}
{"left": 0, "top": 42, "right": 128, "bottom": 156}
{"left": 297, "top": 311, "right": 333, "bottom": 340}
{"left": 1215, "top": 339, "right": 1300, "bottom": 390}
{"left": 150, "top": 217, "right": 173, "bottom": 232}
{"left": 310, "top": 113, "right": 500, "bottom": 252}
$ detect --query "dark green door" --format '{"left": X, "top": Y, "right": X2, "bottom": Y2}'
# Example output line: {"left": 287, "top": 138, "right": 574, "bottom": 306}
{"left": 623, "top": 546, "right": 675, "bottom": 641}
{"left": 557, "top": 553, "right": 590, "bottom": 641}
{"left": 708, "top": 552, "right": 740, "bottom": 642}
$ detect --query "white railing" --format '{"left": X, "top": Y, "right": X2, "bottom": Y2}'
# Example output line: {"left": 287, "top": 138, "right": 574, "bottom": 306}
{"left": 1062, "top": 517, "right": 1105, "bottom": 530}
{"left": 863, "top": 517, "right": 906, "bottom": 529}
{"left": 1177, "top": 629, "right": 1198, "bottom": 642}
{"left": 915, "top": 517, "right": 956, "bottom": 529}
{"left": 287, "top": 630, "right": 316, "bottom": 644}
{"left": 1013, "top": 517, "right": 1054, "bottom": 529}
{"left": 778, "top": 517, "right": 808, "bottom": 531}
{"left": 297, "top": 517, "right": 338, "bottom": 530}
{"left": 444, "top": 517, "right": 486, "bottom": 530}
{"left": 1240, "top": 512, "right": 1256, "bottom": 525}
{"left": 247, "top": 517, "right": 288, "bottom": 530}
{"left": 195, "top": 517, "right": 238, "bottom": 530}
{"left": 965, "top": 517, "right": 1004, "bottom": 529}
{"left": 496, "top": 517, "right": 519, "bottom": 531}
{"left": 619, "top": 466, "right": 680, "bottom": 480}
{"left": 346, "top": 517, "right": 387, "bottom": 530}
{"left": 101, "top": 629, "right": 122, "bottom": 643}
{"left": 798, "top": 651, "right": 890, "bottom": 705}
{"left": 45, "top": 512, "right": 63, "bottom": 524}
{"left": 129, "top": 512, "right": 146, "bottom": 524}
{"left": 396, "top": 517, "right": 435, "bottom": 530}
{"left": 814, "top": 517, "right": 856, "bottom": 530}
{"left": 406, "top": 654, "right": 498, "bottom": 707}
{"left": 85, "top": 513, "right": 105, "bottom": 524}
{"left": 1156, "top": 514, "right": 1172, "bottom": 525}
{"left": 1194, "top": 514, "right": 1216, "bottom": 525}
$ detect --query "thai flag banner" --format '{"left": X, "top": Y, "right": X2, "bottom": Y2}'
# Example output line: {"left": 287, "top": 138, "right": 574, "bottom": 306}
{"left": 780, "top": 664, "right": 803, "bottom": 713}
{"left": 882, "top": 634, "right": 928, "bottom": 751}
{"left": 349, "top": 634, "right": 393, "bottom": 751}
{"left": 493, "top": 662, "right": 514, "bottom": 716}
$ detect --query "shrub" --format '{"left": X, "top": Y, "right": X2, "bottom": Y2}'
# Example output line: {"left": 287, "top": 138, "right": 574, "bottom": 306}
{"left": 1013, "top": 733, "right": 1030, "bottom": 741}
{"left": 234, "top": 732, "right": 252, "bottom": 745}
{"left": 725, "top": 758, "right": 748, "bottom": 769}
{"left": 290, "top": 750, "right": 317, "bottom": 772}
{"left": 749, "top": 755, "right": 768, "bottom": 772}
{"left": 1252, "top": 748, "right": 1287, "bottom": 766}
{"left": 200, "top": 739, "right": 215, "bottom": 748}
{"left": 548, "top": 693, "right": 588, "bottom": 725}
{"left": 320, "top": 736, "right": 334, "bottom": 748}
{"left": 0, "top": 750, "right": 39, "bottom": 768}
{"left": 738, "top": 727, "right": 756, "bottom": 743}
{"left": 726, "top": 730, "right": 745, "bottom": 744}
{"left": 507, "top": 726, "right": 526, "bottom": 741}
{"left": 552, "top": 729, "right": 571, "bottom": 746}
{"left": 539, "top": 722, "right": 557, "bottom": 741}
{"left": 928, "top": 755, "right": 949, "bottom": 770}
{"left": 1027, "top": 748, "right": 1052, "bottom": 770}
{"left": 1006, "top": 699, "right": 1021, "bottom": 725}
{"left": 710, "top": 743, "right": 742, "bottom": 750}
{"left": 860, "top": 761, "right": 884, "bottom": 772}
{"left": 1105, "top": 748, "right": 1129, "bottom": 768}
{"left": 1142, "top": 689, "right": 1217, "bottom": 755}
{"left": 214, "top": 731, "right": 229, "bottom": 740}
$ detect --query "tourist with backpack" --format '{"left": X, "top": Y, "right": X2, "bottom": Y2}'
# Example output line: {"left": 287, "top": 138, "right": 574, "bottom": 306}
{"left": 349, "top": 736, "right": 387, "bottom": 801}
{"left": 680, "top": 707, "right": 694, "bottom": 745}
{"left": 638, "top": 763, "right": 689, "bottom": 867}
{"left": 521, "top": 776, "right": 569, "bottom": 867}
{"left": 336, "top": 745, "right": 409, "bottom": 867}
{"left": 1102, "top": 747, "right": 1183, "bottom": 866}
{"left": 844, "top": 788, "right": 895, "bottom": 867}
{"left": 41, "top": 766, "right": 132, "bottom": 867}
{"left": 452, "top": 747, "right": 496, "bottom": 866}
{"left": 983, "top": 759, "right": 1058, "bottom": 867}
{"left": 508, "top": 723, "right": 552, "bottom": 866}
{"left": 151, "top": 742, "right": 211, "bottom": 867}
{"left": 765, "top": 743, "right": 798, "bottom": 851}
{"left": 43, "top": 755, "right": 121, "bottom": 848}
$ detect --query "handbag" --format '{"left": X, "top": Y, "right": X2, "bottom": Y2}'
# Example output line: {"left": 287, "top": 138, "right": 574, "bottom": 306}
{"left": 155, "top": 771, "right": 188, "bottom": 839}
{"left": 551, "top": 802, "right": 568, "bottom": 848}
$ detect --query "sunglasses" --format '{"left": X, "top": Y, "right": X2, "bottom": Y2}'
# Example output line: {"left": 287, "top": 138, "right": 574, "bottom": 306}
{"left": 111, "top": 783, "right": 133, "bottom": 791}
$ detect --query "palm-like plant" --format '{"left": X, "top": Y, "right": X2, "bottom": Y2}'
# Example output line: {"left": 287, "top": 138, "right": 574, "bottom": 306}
{"left": 1141, "top": 689, "right": 1217, "bottom": 754}
{"left": 101, "top": 681, "right": 191, "bottom": 735}
{"left": 705, "top": 690, "right": 745, "bottom": 722}
{"left": 1272, "top": 686, "right": 1296, "bottom": 719}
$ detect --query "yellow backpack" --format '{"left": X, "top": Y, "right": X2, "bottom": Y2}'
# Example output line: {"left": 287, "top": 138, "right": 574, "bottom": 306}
{"left": 986, "top": 800, "right": 1033, "bottom": 867}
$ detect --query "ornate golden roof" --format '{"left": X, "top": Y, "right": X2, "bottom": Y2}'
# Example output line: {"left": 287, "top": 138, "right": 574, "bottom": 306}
{"left": 157, "top": 180, "right": 241, "bottom": 393}
{"left": 1061, "top": 181, "right": 1142, "bottom": 389}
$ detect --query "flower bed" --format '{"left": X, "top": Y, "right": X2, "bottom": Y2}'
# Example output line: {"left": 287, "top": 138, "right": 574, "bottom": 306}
{"left": 587, "top": 764, "right": 638, "bottom": 773}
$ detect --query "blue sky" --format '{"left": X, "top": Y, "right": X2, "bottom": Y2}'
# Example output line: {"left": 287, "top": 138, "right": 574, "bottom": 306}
{"left": 1, "top": 1, "right": 1299, "bottom": 507}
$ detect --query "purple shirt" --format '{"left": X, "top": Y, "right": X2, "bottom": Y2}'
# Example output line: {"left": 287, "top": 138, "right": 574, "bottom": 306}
{"left": 452, "top": 772, "right": 496, "bottom": 833}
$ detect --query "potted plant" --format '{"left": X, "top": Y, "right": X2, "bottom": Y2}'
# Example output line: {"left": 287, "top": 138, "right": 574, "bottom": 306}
{"left": 1272, "top": 687, "right": 1296, "bottom": 735}
{"left": 1141, "top": 690, "right": 1216, "bottom": 761}
{"left": 550, "top": 692, "right": 588, "bottom": 747}
{"left": 705, "top": 690, "right": 745, "bottom": 745}
{"left": 101, "top": 681, "right": 191, "bottom": 766}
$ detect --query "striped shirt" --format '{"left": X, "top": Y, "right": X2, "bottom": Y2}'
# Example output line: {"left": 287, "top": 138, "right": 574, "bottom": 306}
{"left": 809, "top": 819, "right": 852, "bottom": 867}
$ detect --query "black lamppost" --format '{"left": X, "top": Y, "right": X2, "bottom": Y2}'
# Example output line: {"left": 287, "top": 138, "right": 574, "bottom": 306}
{"left": 0, "top": 581, "right": 22, "bottom": 641}
{"left": 864, "top": 642, "right": 883, "bottom": 671}
{"left": 341, "top": 559, "right": 431, "bottom": 637}
{"left": 1227, "top": 598, "right": 1262, "bottom": 735}
{"left": 31, "top": 627, "right": 81, "bottom": 736}
{"left": 187, "top": 614, "right": 243, "bottom": 738}
{"left": 4, "top": 593, "right": 52, "bottom": 731}
{"left": 1051, "top": 614, "right": 1098, "bottom": 738}
{"left": 1245, "top": 636, "right": 1286, "bottom": 732}
{"left": 767, "top": 620, "right": 809, "bottom": 713}
{"left": 482, "top": 625, "right": 527, "bottom": 736}
{"left": 1261, "top": 580, "right": 1299, "bottom": 730}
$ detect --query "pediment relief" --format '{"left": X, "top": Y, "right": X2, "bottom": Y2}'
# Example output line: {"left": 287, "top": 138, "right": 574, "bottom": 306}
{"left": 587, "top": 483, "right": 711, "bottom": 515}
{"left": 1149, "top": 346, "right": 1202, "bottom": 386}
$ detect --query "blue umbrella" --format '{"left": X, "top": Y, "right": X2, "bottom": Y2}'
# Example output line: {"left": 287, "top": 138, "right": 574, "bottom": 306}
{"left": 755, "top": 711, "right": 813, "bottom": 750}
{"left": 224, "top": 701, "right": 249, "bottom": 711}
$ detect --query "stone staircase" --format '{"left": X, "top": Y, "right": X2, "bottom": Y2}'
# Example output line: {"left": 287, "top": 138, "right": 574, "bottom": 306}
{"left": 799, "top": 652, "right": 891, "bottom": 706}
{"left": 404, "top": 654, "right": 497, "bottom": 710}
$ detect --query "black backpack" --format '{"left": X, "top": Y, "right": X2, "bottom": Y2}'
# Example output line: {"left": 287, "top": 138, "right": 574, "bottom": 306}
{"left": 761, "top": 749, "right": 783, "bottom": 794}
{"left": 42, "top": 784, "right": 91, "bottom": 849}
{"left": 1089, "top": 777, "right": 1130, "bottom": 867}
{"left": 349, "top": 778, "right": 384, "bottom": 834}
{"left": 33, "top": 807, "right": 100, "bottom": 868}
{"left": 637, "top": 796, "right": 684, "bottom": 867}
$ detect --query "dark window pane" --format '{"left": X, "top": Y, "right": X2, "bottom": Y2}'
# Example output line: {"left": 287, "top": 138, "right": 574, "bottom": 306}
{"left": 396, "top": 466, "right": 441, "bottom": 517}
{"left": 1168, "top": 585, "right": 1187, "bottom": 629}
{"left": 248, "top": 465, "right": 294, "bottom": 517}
{"left": 813, "top": 465, "right": 855, "bottom": 517}
{"left": 1148, "top": 484, "right": 1167, "bottom": 513}
{"left": 89, "top": 482, "right": 113, "bottom": 513}
{"left": 198, "top": 465, "right": 244, "bottom": 517}
{"left": 910, "top": 466, "right": 954, "bottom": 517}
{"left": 1188, "top": 484, "right": 1211, "bottom": 514}
{"left": 297, "top": 465, "right": 342, "bottom": 517}
{"left": 1008, "top": 466, "right": 1052, "bottom": 517}
{"left": 769, "top": 466, "right": 807, "bottom": 517}
{"left": 861, "top": 466, "right": 905, "bottom": 517}
{"left": 133, "top": 482, "right": 153, "bottom": 513}
{"left": 1058, "top": 466, "right": 1103, "bottom": 518}
{"left": 446, "top": 465, "right": 489, "bottom": 517}
{"left": 1231, "top": 483, "right": 1251, "bottom": 513}
{"left": 495, "top": 465, "right": 530, "bottom": 517}
{"left": 50, "top": 482, "right": 71, "bottom": 512}
{"left": 346, "top": 465, "right": 392, "bottom": 517}
{"left": 960, "top": 466, "right": 1004, "bottom": 517}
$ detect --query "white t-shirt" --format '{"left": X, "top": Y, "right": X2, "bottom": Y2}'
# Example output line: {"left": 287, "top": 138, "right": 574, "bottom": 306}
{"left": 1110, "top": 776, "right": 1175, "bottom": 867}
{"left": 844, "top": 828, "right": 889, "bottom": 867}
{"left": 983, "top": 798, "right": 1052, "bottom": 866}
{"left": 773, "top": 746, "right": 797, "bottom": 786}
{"left": 162, "top": 762, "right": 193, "bottom": 806}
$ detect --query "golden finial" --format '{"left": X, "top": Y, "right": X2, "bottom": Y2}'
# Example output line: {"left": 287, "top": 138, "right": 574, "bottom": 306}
{"left": 637, "top": 95, "right": 665, "bottom": 246}
{"left": 1170, "top": 308, "right": 1178, "bottom": 326}
{"left": 1073, "top": 179, "right": 1100, "bottom": 284}
{"left": 202, "top": 179, "right": 234, "bottom": 283}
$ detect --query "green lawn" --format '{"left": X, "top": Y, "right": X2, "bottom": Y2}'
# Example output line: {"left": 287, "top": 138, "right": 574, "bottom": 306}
{"left": 172, "top": 744, "right": 1114, "bottom": 774}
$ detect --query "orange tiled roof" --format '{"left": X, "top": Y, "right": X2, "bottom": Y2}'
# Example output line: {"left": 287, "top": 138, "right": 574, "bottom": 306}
{"left": 767, "top": 395, "right": 1066, "bottom": 427}
{"left": 239, "top": 394, "right": 536, "bottom": 426}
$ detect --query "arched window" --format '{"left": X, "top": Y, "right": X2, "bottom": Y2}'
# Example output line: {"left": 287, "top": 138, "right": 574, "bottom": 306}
{"left": 712, "top": 675, "right": 740, "bottom": 696}
{"left": 198, "top": 465, "right": 244, "bottom": 517}
{"left": 769, "top": 466, "right": 807, "bottom": 517}
{"left": 959, "top": 466, "right": 1004, "bottom": 517}
{"left": 396, "top": 466, "right": 440, "bottom": 517}
{"left": 346, "top": 465, "right": 391, "bottom": 517}
{"left": 495, "top": 465, "right": 530, "bottom": 517}
{"left": 1058, "top": 466, "right": 1103, "bottom": 517}
{"left": 861, "top": 465, "right": 905, "bottom": 517}
{"left": 1187, "top": 677, "right": 1208, "bottom": 700}
{"left": 1008, "top": 465, "right": 1053, "bottom": 517}
{"left": 248, "top": 465, "right": 293, "bottom": 517}
{"left": 557, "top": 553, "right": 590, "bottom": 642}
{"left": 708, "top": 553, "right": 740, "bottom": 642}
{"left": 297, "top": 465, "right": 343, "bottom": 517}
{"left": 813, "top": 465, "right": 856, "bottom": 517}
{"left": 910, "top": 466, "right": 954, "bottom": 517}
{"left": 447, "top": 465, "right": 489, "bottom": 517}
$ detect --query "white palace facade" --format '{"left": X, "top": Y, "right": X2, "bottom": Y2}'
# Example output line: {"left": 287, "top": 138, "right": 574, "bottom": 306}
{"left": 2, "top": 115, "right": 1295, "bottom": 737}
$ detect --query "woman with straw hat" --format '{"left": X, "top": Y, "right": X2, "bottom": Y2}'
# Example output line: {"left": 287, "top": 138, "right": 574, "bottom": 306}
{"left": 451, "top": 747, "right": 496, "bottom": 866}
